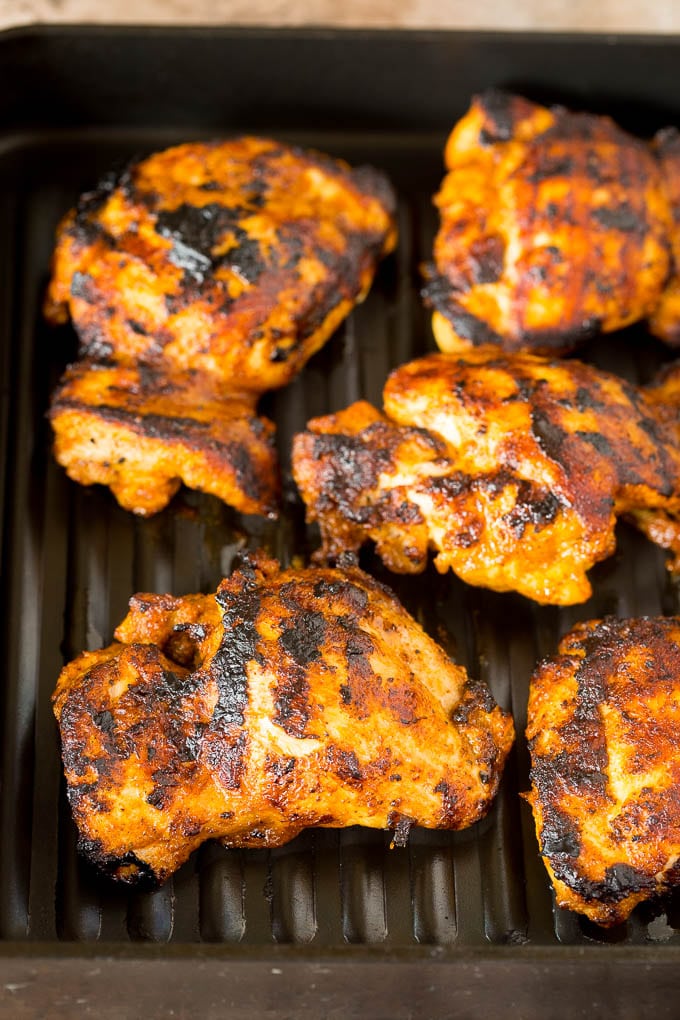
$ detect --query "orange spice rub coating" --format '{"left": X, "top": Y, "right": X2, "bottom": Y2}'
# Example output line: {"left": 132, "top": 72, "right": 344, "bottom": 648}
{"left": 45, "top": 137, "right": 397, "bottom": 388}
{"left": 53, "top": 552, "right": 513, "bottom": 884}
{"left": 526, "top": 616, "right": 680, "bottom": 926}
{"left": 423, "top": 91, "right": 676, "bottom": 354}
{"left": 293, "top": 348, "right": 680, "bottom": 605}
{"left": 46, "top": 138, "right": 397, "bottom": 515}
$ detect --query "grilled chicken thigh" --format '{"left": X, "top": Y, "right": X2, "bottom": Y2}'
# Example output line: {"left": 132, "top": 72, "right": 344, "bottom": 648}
{"left": 649, "top": 126, "right": 680, "bottom": 345}
{"left": 45, "top": 138, "right": 397, "bottom": 389}
{"left": 423, "top": 91, "right": 675, "bottom": 354}
{"left": 45, "top": 138, "right": 396, "bottom": 514}
{"left": 526, "top": 616, "right": 680, "bottom": 926}
{"left": 52, "top": 553, "right": 514, "bottom": 884}
{"left": 292, "top": 348, "right": 680, "bottom": 605}
{"left": 48, "top": 361, "right": 278, "bottom": 517}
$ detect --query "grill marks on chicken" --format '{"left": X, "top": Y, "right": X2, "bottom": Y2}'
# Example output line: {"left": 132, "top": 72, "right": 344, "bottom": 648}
{"left": 45, "top": 139, "right": 397, "bottom": 389}
{"left": 649, "top": 127, "right": 680, "bottom": 345}
{"left": 292, "top": 348, "right": 680, "bottom": 605}
{"left": 52, "top": 553, "right": 514, "bottom": 884}
{"left": 526, "top": 616, "right": 680, "bottom": 926}
{"left": 48, "top": 362, "right": 278, "bottom": 517}
{"left": 423, "top": 91, "right": 677, "bottom": 355}
{"left": 45, "top": 138, "right": 397, "bottom": 515}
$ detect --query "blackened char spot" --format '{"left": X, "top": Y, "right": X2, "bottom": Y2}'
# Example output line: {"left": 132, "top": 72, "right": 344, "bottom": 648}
{"left": 470, "top": 235, "right": 504, "bottom": 285}
{"left": 204, "top": 730, "right": 247, "bottom": 791}
{"left": 269, "top": 343, "right": 294, "bottom": 364}
{"left": 71, "top": 271, "right": 97, "bottom": 302}
{"left": 593, "top": 204, "right": 646, "bottom": 234}
{"left": 212, "top": 586, "right": 262, "bottom": 726}
{"left": 59, "top": 729, "right": 92, "bottom": 778}
{"left": 341, "top": 582, "right": 370, "bottom": 614}
{"left": 541, "top": 831, "right": 581, "bottom": 857}
{"left": 428, "top": 473, "right": 468, "bottom": 499}
{"left": 346, "top": 632, "right": 374, "bottom": 658}
{"left": 638, "top": 415, "right": 664, "bottom": 443}
{"left": 389, "top": 815, "right": 413, "bottom": 847}
{"left": 78, "top": 840, "right": 159, "bottom": 888}
{"left": 521, "top": 318, "right": 601, "bottom": 351}
{"left": 218, "top": 232, "right": 265, "bottom": 284}
{"left": 316, "top": 576, "right": 372, "bottom": 622}
{"left": 576, "top": 431, "right": 614, "bottom": 458}
{"left": 479, "top": 128, "right": 498, "bottom": 147}
{"left": 525, "top": 156, "right": 574, "bottom": 183}
{"left": 62, "top": 404, "right": 210, "bottom": 439}
{"left": 155, "top": 202, "right": 249, "bottom": 283}
{"left": 134, "top": 411, "right": 204, "bottom": 437}
{"left": 226, "top": 439, "right": 269, "bottom": 502}
{"left": 447, "top": 307, "right": 504, "bottom": 346}
{"left": 515, "top": 379, "right": 533, "bottom": 402}
{"left": 147, "top": 786, "right": 171, "bottom": 810}
{"left": 280, "top": 612, "right": 326, "bottom": 666}
{"left": 504, "top": 486, "right": 562, "bottom": 537}
{"left": 108, "top": 850, "right": 159, "bottom": 887}
{"left": 575, "top": 386, "right": 605, "bottom": 412}
{"left": 93, "top": 709, "right": 114, "bottom": 734}
{"left": 451, "top": 676, "right": 497, "bottom": 721}
{"left": 478, "top": 89, "right": 517, "bottom": 142}
{"left": 435, "top": 779, "right": 460, "bottom": 823}
{"left": 274, "top": 677, "right": 311, "bottom": 738}
{"left": 110, "top": 848, "right": 161, "bottom": 889}
{"left": 273, "top": 610, "right": 328, "bottom": 737}
{"left": 74, "top": 165, "right": 133, "bottom": 222}
{"left": 604, "top": 863, "right": 654, "bottom": 895}
{"left": 309, "top": 431, "right": 386, "bottom": 502}
{"left": 421, "top": 270, "right": 452, "bottom": 310}
{"left": 156, "top": 669, "right": 190, "bottom": 698}
{"left": 328, "top": 746, "right": 363, "bottom": 781}
{"left": 574, "top": 627, "right": 613, "bottom": 710}
{"left": 127, "top": 318, "right": 149, "bottom": 336}
{"left": 156, "top": 202, "right": 244, "bottom": 252}
{"left": 551, "top": 858, "right": 656, "bottom": 907}
{"left": 313, "top": 579, "right": 343, "bottom": 599}
{"left": 531, "top": 408, "right": 567, "bottom": 461}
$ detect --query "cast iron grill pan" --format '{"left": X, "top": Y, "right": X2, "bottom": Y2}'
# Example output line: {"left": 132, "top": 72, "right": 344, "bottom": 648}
{"left": 1, "top": 29, "right": 680, "bottom": 1007}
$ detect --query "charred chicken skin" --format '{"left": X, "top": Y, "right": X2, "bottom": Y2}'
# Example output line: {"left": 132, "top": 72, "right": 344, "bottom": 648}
{"left": 48, "top": 362, "right": 278, "bottom": 517}
{"left": 423, "top": 91, "right": 677, "bottom": 355}
{"left": 292, "top": 348, "right": 680, "bottom": 605}
{"left": 649, "top": 126, "right": 680, "bottom": 345}
{"left": 526, "top": 616, "right": 680, "bottom": 927}
{"left": 45, "top": 138, "right": 397, "bottom": 388}
{"left": 52, "top": 552, "right": 514, "bottom": 885}
{"left": 45, "top": 138, "right": 397, "bottom": 515}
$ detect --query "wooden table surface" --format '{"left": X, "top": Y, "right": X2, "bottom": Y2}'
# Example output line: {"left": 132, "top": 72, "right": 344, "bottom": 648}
{"left": 1, "top": 0, "right": 678, "bottom": 33}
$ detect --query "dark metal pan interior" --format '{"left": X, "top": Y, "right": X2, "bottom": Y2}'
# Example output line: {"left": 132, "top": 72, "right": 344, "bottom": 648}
{"left": 1, "top": 25, "right": 680, "bottom": 1015}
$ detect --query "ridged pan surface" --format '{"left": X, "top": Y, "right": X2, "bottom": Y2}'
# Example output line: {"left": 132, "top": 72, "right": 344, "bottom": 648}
{"left": 2, "top": 107, "right": 680, "bottom": 954}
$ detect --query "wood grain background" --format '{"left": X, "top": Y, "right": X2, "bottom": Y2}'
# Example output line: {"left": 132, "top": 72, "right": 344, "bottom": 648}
{"left": 0, "top": 0, "right": 677, "bottom": 32}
